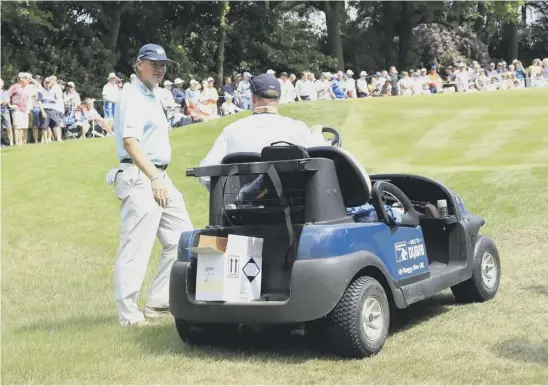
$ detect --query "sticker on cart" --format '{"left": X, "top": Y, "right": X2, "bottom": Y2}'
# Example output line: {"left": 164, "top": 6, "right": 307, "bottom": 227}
{"left": 394, "top": 237, "right": 429, "bottom": 279}
{"left": 228, "top": 255, "right": 239, "bottom": 277}
{"left": 395, "top": 241, "right": 408, "bottom": 262}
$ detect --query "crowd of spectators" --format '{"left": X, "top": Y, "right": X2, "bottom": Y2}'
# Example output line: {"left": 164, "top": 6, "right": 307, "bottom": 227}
{"left": 2, "top": 57, "right": 547, "bottom": 147}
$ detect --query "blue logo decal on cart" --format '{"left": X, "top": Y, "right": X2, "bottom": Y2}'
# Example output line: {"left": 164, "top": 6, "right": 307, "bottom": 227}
{"left": 395, "top": 237, "right": 428, "bottom": 279}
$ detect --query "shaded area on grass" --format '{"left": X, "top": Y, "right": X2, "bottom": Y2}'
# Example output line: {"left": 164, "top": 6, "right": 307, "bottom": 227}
{"left": 389, "top": 293, "right": 456, "bottom": 335}
{"left": 524, "top": 285, "right": 548, "bottom": 297}
{"left": 131, "top": 293, "right": 457, "bottom": 361}
{"left": 493, "top": 339, "right": 548, "bottom": 366}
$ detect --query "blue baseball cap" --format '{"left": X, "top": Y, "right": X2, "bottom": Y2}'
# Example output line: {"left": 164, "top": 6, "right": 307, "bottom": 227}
{"left": 137, "top": 43, "right": 172, "bottom": 62}
{"left": 250, "top": 74, "right": 281, "bottom": 99}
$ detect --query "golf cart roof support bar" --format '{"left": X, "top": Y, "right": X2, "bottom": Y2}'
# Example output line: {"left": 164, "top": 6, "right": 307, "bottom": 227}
{"left": 186, "top": 159, "right": 323, "bottom": 178}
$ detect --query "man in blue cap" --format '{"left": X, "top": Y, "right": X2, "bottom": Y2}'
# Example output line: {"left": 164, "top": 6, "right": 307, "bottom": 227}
{"left": 198, "top": 73, "right": 327, "bottom": 189}
{"left": 109, "top": 43, "right": 194, "bottom": 326}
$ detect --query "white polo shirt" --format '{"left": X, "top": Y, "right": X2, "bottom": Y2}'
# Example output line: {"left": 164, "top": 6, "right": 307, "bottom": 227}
{"left": 198, "top": 112, "right": 326, "bottom": 187}
{"left": 102, "top": 82, "right": 120, "bottom": 103}
{"left": 114, "top": 78, "right": 171, "bottom": 165}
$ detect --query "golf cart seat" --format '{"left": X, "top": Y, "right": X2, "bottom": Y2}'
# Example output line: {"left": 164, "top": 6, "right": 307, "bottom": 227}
{"left": 220, "top": 145, "right": 372, "bottom": 209}
{"left": 307, "top": 146, "right": 371, "bottom": 208}
{"left": 221, "top": 152, "right": 261, "bottom": 164}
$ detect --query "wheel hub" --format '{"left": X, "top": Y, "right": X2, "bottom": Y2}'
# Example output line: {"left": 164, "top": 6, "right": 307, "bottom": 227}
{"left": 481, "top": 251, "right": 497, "bottom": 289}
{"left": 361, "top": 296, "right": 383, "bottom": 341}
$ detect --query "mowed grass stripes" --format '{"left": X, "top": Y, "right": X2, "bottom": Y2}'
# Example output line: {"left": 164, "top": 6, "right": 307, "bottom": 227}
{"left": 2, "top": 88, "right": 548, "bottom": 384}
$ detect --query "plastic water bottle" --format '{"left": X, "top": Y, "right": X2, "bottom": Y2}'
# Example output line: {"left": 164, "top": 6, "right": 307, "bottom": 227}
{"left": 437, "top": 199, "right": 448, "bottom": 218}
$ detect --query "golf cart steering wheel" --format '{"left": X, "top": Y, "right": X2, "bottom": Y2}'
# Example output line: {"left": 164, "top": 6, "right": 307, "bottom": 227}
{"left": 371, "top": 181, "right": 419, "bottom": 227}
{"left": 322, "top": 127, "right": 342, "bottom": 147}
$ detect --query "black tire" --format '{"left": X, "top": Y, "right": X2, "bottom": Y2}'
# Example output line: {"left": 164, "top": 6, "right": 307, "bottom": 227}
{"left": 451, "top": 236, "right": 501, "bottom": 302}
{"left": 326, "top": 276, "right": 390, "bottom": 358}
{"left": 175, "top": 319, "right": 236, "bottom": 346}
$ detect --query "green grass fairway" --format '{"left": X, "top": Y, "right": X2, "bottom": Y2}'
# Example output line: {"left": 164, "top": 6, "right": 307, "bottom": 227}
{"left": 3, "top": 88, "right": 548, "bottom": 384}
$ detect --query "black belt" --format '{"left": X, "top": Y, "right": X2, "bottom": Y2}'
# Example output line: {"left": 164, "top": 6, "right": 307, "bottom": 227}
{"left": 121, "top": 158, "right": 168, "bottom": 170}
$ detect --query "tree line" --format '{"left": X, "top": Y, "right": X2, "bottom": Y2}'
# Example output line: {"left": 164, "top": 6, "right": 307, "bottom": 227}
{"left": 2, "top": 1, "right": 546, "bottom": 100}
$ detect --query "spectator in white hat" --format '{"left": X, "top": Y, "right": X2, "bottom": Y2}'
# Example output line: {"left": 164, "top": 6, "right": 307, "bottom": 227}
{"left": 266, "top": 69, "right": 276, "bottom": 76}
{"left": 345, "top": 70, "right": 356, "bottom": 98}
{"left": 221, "top": 93, "right": 243, "bottom": 116}
{"left": 316, "top": 72, "right": 333, "bottom": 100}
{"left": 357, "top": 71, "right": 369, "bottom": 98}
{"left": 8, "top": 72, "right": 31, "bottom": 145}
{"left": 202, "top": 77, "right": 219, "bottom": 116}
{"left": 102, "top": 72, "right": 120, "bottom": 121}
{"left": 171, "top": 78, "right": 185, "bottom": 106}
{"left": 63, "top": 81, "right": 81, "bottom": 118}
{"left": 160, "top": 80, "right": 177, "bottom": 121}
{"left": 456, "top": 63, "right": 470, "bottom": 92}
{"left": 130, "top": 74, "right": 137, "bottom": 84}
{"left": 184, "top": 79, "right": 201, "bottom": 109}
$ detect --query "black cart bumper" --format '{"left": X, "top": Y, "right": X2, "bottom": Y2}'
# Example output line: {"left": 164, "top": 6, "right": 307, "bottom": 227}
{"left": 169, "top": 257, "right": 356, "bottom": 324}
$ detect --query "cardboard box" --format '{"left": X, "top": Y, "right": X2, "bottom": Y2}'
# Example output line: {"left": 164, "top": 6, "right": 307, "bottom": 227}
{"left": 188, "top": 234, "right": 264, "bottom": 302}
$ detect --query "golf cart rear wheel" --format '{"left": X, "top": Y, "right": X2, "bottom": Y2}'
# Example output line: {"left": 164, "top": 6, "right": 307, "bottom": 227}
{"left": 451, "top": 236, "right": 501, "bottom": 302}
{"left": 326, "top": 276, "right": 390, "bottom": 358}
{"left": 175, "top": 318, "right": 235, "bottom": 346}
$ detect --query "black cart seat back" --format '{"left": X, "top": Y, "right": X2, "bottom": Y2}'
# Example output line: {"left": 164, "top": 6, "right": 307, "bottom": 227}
{"left": 221, "top": 152, "right": 261, "bottom": 164}
{"left": 307, "top": 146, "right": 372, "bottom": 208}
{"left": 204, "top": 149, "right": 347, "bottom": 227}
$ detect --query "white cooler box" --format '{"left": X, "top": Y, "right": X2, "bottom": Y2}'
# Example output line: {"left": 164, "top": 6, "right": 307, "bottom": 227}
{"left": 187, "top": 234, "right": 264, "bottom": 302}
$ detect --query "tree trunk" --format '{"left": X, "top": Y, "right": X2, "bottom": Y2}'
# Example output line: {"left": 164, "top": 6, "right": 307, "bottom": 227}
{"left": 504, "top": 22, "right": 518, "bottom": 62}
{"left": 216, "top": 0, "right": 229, "bottom": 87}
{"left": 382, "top": 1, "right": 396, "bottom": 68}
{"left": 323, "top": 1, "right": 345, "bottom": 70}
{"left": 98, "top": 2, "right": 129, "bottom": 67}
{"left": 398, "top": 1, "right": 413, "bottom": 70}
{"left": 474, "top": 2, "right": 485, "bottom": 42}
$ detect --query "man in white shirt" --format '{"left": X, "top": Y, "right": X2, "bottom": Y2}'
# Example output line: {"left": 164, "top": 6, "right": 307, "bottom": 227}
{"left": 279, "top": 72, "right": 297, "bottom": 104}
{"left": 357, "top": 71, "right": 369, "bottom": 97}
{"left": 344, "top": 70, "right": 357, "bottom": 98}
{"left": 102, "top": 72, "right": 120, "bottom": 121}
{"left": 160, "top": 80, "right": 177, "bottom": 122}
{"left": 199, "top": 73, "right": 326, "bottom": 189}
{"left": 110, "top": 44, "right": 193, "bottom": 326}
{"left": 316, "top": 73, "right": 333, "bottom": 100}
{"left": 295, "top": 72, "right": 314, "bottom": 101}
{"left": 456, "top": 63, "right": 470, "bottom": 92}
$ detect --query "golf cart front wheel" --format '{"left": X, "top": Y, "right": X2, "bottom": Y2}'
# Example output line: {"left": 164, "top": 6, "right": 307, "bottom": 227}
{"left": 326, "top": 276, "right": 390, "bottom": 358}
{"left": 451, "top": 236, "right": 501, "bottom": 302}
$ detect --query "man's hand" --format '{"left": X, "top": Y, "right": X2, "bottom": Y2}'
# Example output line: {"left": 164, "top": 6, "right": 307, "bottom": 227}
{"left": 151, "top": 175, "right": 170, "bottom": 208}
{"left": 123, "top": 137, "right": 171, "bottom": 208}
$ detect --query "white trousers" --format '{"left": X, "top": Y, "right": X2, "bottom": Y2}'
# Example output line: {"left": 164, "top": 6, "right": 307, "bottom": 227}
{"left": 113, "top": 163, "right": 193, "bottom": 325}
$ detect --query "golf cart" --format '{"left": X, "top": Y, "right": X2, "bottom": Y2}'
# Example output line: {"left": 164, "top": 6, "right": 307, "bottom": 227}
{"left": 169, "top": 127, "right": 501, "bottom": 358}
